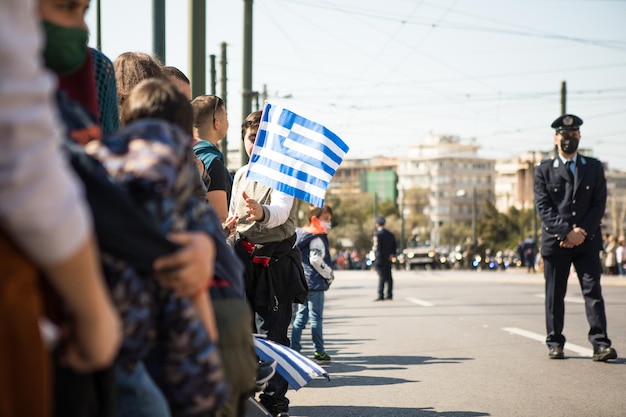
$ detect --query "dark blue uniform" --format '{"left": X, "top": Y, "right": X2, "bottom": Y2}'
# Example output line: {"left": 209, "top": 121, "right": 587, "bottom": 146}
{"left": 374, "top": 224, "right": 397, "bottom": 300}
{"left": 534, "top": 154, "right": 611, "bottom": 351}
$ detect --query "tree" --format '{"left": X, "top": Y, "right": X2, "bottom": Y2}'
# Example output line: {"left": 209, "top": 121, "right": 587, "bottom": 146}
{"left": 322, "top": 194, "right": 377, "bottom": 258}
{"left": 476, "top": 200, "right": 536, "bottom": 252}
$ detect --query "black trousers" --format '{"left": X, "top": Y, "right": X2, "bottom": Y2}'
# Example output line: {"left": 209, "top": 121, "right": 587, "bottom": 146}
{"left": 254, "top": 301, "right": 293, "bottom": 415}
{"left": 376, "top": 264, "right": 393, "bottom": 299}
{"left": 543, "top": 250, "right": 611, "bottom": 350}
{"left": 54, "top": 363, "right": 116, "bottom": 417}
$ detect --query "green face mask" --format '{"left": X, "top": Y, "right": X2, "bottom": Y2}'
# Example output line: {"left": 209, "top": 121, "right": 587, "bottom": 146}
{"left": 42, "top": 20, "right": 89, "bottom": 75}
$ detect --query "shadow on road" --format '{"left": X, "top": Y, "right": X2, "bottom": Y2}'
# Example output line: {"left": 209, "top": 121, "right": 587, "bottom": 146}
{"left": 289, "top": 405, "right": 490, "bottom": 417}
{"left": 299, "top": 353, "right": 471, "bottom": 389}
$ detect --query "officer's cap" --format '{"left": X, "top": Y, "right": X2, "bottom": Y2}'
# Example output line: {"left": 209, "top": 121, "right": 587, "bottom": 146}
{"left": 551, "top": 114, "right": 583, "bottom": 132}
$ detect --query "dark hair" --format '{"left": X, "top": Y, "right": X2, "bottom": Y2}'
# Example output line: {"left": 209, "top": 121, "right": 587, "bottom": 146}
{"left": 307, "top": 204, "right": 333, "bottom": 223}
{"left": 114, "top": 52, "right": 165, "bottom": 108}
{"left": 241, "top": 110, "right": 262, "bottom": 140}
{"left": 191, "top": 95, "right": 224, "bottom": 131}
{"left": 162, "top": 66, "right": 190, "bottom": 85}
{"left": 120, "top": 78, "right": 193, "bottom": 135}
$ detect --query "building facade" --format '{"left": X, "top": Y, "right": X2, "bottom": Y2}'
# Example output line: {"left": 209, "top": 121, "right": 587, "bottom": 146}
{"left": 396, "top": 134, "right": 495, "bottom": 248}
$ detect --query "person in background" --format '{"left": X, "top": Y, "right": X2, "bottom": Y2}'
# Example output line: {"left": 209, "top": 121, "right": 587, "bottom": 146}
{"left": 113, "top": 51, "right": 208, "bottom": 202}
{"left": 114, "top": 51, "right": 165, "bottom": 108}
{"left": 37, "top": 2, "right": 225, "bottom": 414}
{"left": 228, "top": 110, "right": 308, "bottom": 417}
{"left": 516, "top": 239, "right": 525, "bottom": 268}
{"left": 117, "top": 77, "right": 257, "bottom": 417}
{"left": 373, "top": 216, "right": 397, "bottom": 301}
{"left": 522, "top": 235, "right": 538, "bottom": 273}
{"left": 162, "top": 65, "right": 191, "bottom": 100}
{"left": 291, "top": 205, "right": 335, "bottom": 364}
{"left": 616, "top": 236, "right": 625, "bottom": 276}
{"left": 191, "top": 94, "right": 258, "bottom": 417}
{"left": 603, "top": 234, "right": 618, "bottom": 275}
{"left": 534, "top": 114, "right": 617, "bottom": 362}
{"left": 192, "top": 95, "right": 232, "bottom": 223}
{"left": 103, "top": 76, "right": 238, "bottom": 416}
{"left": 0, "top": 1, "right": 121, "bottom": 415}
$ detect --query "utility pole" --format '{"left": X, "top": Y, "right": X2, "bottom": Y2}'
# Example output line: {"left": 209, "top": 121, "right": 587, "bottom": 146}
{"left": 189, "top": 0, "right": 206, "bottom": 98}
{"left": 209, "top": 54, "right": 216, "bottom": 95}
{"left": 95, "top": 0, "right": 102, "bottom": 50}
{"left": 400, "top": 188, "right": 405, "bottom": 251}
{"left": 153, "top": 0, "right": 166, "bottom": 62}
{"left": 472, "top": 187, "right": 477, "bottom": 246}
{"left": 560, "top": 81, "right": 567, "bottom": 115}
{"left": 241, "top": 0, "right": 253, "bottom": 165}
{"left": 220, "top": 42, "right": 229, "bottom": 161}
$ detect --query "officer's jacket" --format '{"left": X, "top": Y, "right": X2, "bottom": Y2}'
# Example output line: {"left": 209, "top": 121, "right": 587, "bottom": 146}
{"left": 534, "top": 154, "right": 606, "bottom": 256}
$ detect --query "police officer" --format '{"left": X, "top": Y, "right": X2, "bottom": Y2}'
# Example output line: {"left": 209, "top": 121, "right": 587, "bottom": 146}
{"left": 373, "top": 216, "right": 397, "bottom": 301}
{"left": 534, "top": 114, "right": 617, "bottom": 361}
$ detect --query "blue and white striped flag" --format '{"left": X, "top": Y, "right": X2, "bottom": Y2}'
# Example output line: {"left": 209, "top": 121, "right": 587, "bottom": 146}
{"left": 253, "top": 336, "right": 330, "bottom": 390}
{"left": 246, "top": 103, "right": 349, "bottom": 207}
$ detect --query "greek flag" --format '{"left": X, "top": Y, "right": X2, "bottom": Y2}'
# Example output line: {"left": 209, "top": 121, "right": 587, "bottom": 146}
{"left": 253, "top": 336, "right": 330, "bottom": 390}
{"left": 246, "top": 103, "right": 349, "bottom": 207}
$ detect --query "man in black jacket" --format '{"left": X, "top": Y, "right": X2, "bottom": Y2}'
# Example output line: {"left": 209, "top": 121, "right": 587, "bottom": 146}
{"left": 373, "top": 216, "right": 397, "bottom": 301}
{"left": 534, "top": 114, "right": 617, "bottom": 362}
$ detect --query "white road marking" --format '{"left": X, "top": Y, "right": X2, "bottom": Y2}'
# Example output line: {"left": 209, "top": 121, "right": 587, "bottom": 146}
{"left": 406, "top": 297, "right": 434, "bottom": 307}
{"left": 534, "top": 293, "right": 584, "bottom": 304}
{"left": 502, "top": 327, "right": 593, "bottom": 357}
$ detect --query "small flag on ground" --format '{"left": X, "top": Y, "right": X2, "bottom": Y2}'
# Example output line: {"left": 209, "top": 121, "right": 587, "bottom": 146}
{"left": 253, "top": 336, "right": 330, "bottom": 390}
{"left": 246, "top": 103, "right": 349, "bottom": 207}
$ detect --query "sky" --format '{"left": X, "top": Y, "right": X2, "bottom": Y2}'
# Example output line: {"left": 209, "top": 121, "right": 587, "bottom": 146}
{"left": 87, "top": 0, "right": 626, "bottom": 170}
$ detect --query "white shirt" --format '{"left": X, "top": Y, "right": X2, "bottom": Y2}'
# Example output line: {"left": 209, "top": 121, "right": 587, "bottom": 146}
{"left": 229, "top": 164, "right": 294, "bottom": 229}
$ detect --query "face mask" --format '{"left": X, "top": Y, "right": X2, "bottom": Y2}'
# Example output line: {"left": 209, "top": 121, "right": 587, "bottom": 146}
{"left": 42, "top": 20, "right": 89, "bottom": 75}
{"left": 320, "top": 221, "right": 332, "bottom": 231}
{"left": 560, "top": 135, "right": 580, "bottom": 154}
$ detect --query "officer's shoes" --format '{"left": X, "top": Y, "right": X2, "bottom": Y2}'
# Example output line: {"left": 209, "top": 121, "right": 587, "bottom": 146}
{"left": 548, "top": 346, "right": 564, "bottom": 359}
{"left": 592, "top": 346, "right": 617, "bottom": 362}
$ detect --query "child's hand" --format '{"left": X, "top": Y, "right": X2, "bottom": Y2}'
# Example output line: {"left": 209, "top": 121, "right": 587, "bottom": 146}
{"left": 153, "top": 231, "right": 215, "bottom": 297}
{"left": 242, "top": 191, "right": 265, "bottom": 222}
{"left": 223, "top": 215, "right": 239, "bottom": 236}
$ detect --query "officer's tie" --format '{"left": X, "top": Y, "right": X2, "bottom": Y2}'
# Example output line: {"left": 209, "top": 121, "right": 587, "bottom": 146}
{"left": 565, "top": 160, "right": 574, "bottom": 181}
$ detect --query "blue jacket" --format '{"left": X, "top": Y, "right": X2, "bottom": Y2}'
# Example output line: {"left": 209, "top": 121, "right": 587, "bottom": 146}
{"left": 296, "top": 229, "right": 332, "bottom": 291}
{"left": 534, "top": 155, "right": 606, "bottom": 256}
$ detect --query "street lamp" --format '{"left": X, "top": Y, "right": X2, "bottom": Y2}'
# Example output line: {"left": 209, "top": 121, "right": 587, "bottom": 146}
{"left": 400, "top": 187, "right": 405, "bottom": 252}
{"left": 472, "top": 187, "right": 477, "bottom": 246}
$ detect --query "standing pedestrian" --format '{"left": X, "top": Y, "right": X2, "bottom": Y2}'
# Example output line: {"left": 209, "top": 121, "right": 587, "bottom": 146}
{"left": 534, "top": 114, "right": 617, "bottom": 362}
{"left": 373, "top": 216, "right": 397, "bottom": 301}
{"left": 228, "top": 110, "right": 308, "bottom": 417}
{"left": 616, "top": 236, "right": 625, "bottom": 276}
{"left": 192, "top": 95, "right": 232, "bottom": 222}
{"left": 522, "top": 235, "right": 538, "bottom": 273}
{"left": 291, "top": 205, "right": 335, "bottom": 364}
{"left": 603, "top": 234, "right": 618, "bottom": 275}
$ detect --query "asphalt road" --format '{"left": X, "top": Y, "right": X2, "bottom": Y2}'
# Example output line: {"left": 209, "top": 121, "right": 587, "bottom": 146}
{"left": 282, "top": 268, "right": 626, "bottom": 417}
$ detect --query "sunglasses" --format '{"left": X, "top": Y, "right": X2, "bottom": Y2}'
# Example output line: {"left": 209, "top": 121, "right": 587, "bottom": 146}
{"left": 211, "top": 96, "right": 223, "bottom": 125}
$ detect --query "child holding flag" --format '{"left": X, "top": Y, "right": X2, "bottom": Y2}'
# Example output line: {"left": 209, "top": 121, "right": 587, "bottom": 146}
{"left": 228, "top": 111, "right": 308, "bottom": 417}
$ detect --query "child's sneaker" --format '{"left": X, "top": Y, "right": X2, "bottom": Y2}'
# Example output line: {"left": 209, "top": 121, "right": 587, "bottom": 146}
{"left": 313, "top": 352, "right": 331, "bottom": 363}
